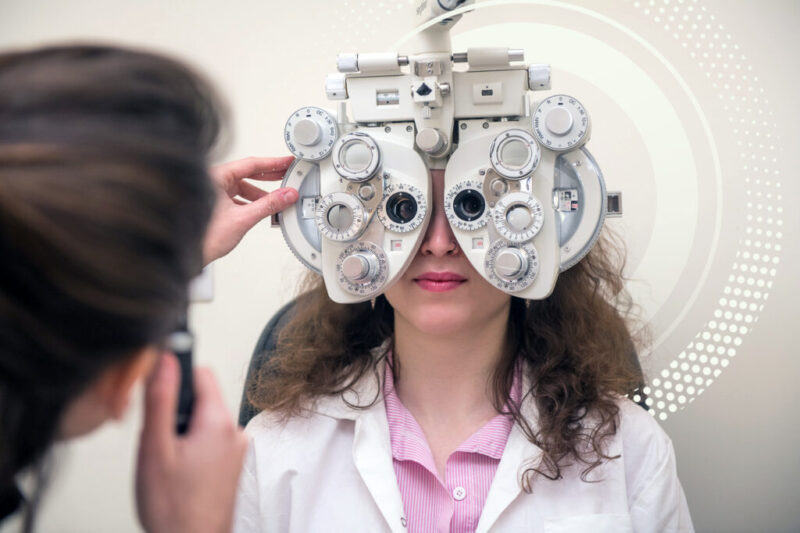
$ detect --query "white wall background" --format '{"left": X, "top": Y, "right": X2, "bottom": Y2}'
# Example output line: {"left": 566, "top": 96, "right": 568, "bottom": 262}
{"left": 0, "top": 1, "right": 798, "bottom": 531}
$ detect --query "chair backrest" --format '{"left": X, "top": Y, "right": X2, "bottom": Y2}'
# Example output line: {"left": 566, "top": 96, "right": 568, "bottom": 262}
{"left": 237, "top": 298, "right": 298, "bottom": 427}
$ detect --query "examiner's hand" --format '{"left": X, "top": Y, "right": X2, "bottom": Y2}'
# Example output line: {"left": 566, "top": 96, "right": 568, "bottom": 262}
{"left": 203, "top": 156, "right": 298, "bottom": 265}
{"left": 136, "top": 354, "right": 248, "bottom": 533}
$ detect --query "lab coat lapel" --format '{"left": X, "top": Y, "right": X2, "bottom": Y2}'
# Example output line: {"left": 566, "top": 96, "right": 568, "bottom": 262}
{"left": 314, "top": 355, "right": 406, "bottom": 533}
{"left": 352, "top": 404, "right": 407, "bottom": 533}
{"left": 474, "top": 421, "right": 541, "bottom": 533}
{"left": 475, "top": 372, "right": 542, "bottom": 533}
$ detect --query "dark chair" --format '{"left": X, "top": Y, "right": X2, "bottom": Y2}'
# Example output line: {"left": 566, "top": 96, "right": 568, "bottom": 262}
{"left": 238, "top": 298, "right": 298, "bottom": 427}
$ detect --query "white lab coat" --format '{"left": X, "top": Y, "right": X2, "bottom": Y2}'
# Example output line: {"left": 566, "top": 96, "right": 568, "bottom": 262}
{"left": 234, "top": 360, "right": 694, "bottom": 533}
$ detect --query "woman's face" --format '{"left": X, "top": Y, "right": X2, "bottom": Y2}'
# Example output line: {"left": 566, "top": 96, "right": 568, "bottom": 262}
{"left": 384, "top": 169, "right": 511, "bottom": 336}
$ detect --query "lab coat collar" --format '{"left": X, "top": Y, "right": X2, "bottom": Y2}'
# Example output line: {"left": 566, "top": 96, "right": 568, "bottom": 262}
{"left": 312, "top": 352, "right": 408, "bottom": 532}
{"left": 312, "top": 352, "right": 542, "bottom": 533}
{"left": 476, "top": 395, "right": 542, "bottom": 532}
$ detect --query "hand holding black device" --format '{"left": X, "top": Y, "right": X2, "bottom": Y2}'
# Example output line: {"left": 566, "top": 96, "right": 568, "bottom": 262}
{"left": 167, "top": 325, "right": 194, "bottom": 435}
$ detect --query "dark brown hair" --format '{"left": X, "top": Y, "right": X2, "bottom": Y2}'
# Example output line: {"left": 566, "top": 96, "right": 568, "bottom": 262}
{"left": 0, "top": 44, "right": 221, "bottom": 527}
{"left": 248, "top": 230, "right": 646, "bottom": 489}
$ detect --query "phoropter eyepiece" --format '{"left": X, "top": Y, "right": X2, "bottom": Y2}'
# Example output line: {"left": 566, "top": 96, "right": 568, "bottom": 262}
{"left": 386, "top": 192, "right": 418, "bottom": 224}
{"left": 453, "top": 188, "right": 485, "bottom": 221}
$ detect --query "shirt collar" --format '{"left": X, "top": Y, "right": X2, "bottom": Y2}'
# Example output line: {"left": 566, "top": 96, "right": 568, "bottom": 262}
{"left": 382, "top": 353, "right": 522, "bottom": 462}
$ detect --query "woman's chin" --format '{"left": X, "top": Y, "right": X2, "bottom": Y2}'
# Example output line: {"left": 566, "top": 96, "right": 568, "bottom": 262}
{"left": 400, "top": 307, "right": 476, "bottom": 336}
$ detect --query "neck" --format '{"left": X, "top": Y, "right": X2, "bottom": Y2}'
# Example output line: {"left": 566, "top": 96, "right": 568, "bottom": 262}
{"left": 391, "top": 306, "right": 509, "bottom": 426}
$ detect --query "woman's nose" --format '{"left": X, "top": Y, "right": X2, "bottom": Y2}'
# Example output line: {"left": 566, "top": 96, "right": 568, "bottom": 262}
{"left": 419, "top": 199, "right": 459, "bottom": 257}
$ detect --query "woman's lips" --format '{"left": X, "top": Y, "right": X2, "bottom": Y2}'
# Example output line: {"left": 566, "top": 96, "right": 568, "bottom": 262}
{"left": 414, "top": 271, "right": 467, "bottom": 292}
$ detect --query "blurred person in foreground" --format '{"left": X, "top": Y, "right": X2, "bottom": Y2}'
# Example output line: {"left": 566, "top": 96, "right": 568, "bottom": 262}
{"left": 0, "top": 44, "right": 297, "bottom": 532}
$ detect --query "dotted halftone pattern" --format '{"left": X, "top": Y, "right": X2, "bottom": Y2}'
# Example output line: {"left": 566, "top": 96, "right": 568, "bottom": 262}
{"left": 631, "top": 0, "right": 783, "bottom": 420}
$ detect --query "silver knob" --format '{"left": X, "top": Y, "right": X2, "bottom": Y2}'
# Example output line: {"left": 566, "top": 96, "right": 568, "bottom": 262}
{"left": 341, "top": 252, "right": 378, "bottom": 282}
{"left": 337, "top": 53, "right": 359, "bottom": 73}
{"left": 528, "top": 64, "right": 552, "bottom": 91}
{"left": 358, "top": 184, "right": 375, "bottom": 201}
{"left": 490, "top": 178, "right": 508, "bottom": 196}
{"left": 494, "top": 247, "right": 528, "bottom": 281}
{"left": 416, "top": 127, "right": 447, "bottom": 155}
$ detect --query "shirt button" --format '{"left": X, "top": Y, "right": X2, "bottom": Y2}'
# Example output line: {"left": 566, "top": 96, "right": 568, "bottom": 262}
{"left": 452, "top": 486, "right": 467, "bottom": 501}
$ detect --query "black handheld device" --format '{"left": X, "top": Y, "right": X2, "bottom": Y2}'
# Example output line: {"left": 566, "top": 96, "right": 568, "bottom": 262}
{"left": 167, "top": 326, "right": 194, "bottom": 435}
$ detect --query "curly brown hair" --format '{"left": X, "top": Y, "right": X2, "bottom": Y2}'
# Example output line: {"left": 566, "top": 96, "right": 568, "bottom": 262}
{"left": 247, "top": 228, "right": 647, "bottom": 489}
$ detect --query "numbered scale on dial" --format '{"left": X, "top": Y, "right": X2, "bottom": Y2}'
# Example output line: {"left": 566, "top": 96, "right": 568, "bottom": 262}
{"left": 484, "top": 240, "right": 540, "bottom": 292}
{"left": 377, "top": 183, "right": 427, "bottom": 233}
{"left": 336, "top": 241, "right": 389, "bottom": 295}
{"left": 491, "top": 191, "right": 544, "bottom": 243}
{"left": 532, "top": 95, "right": 590, "bottom": 151}
{"left": 315, "top": 192, "right": 367, "bottom": 242}
{"left": 444, "top": 179, "right": 489, "bottom": 231}
{"left": 284, "top": 107, "right": 338, "bottom": 161}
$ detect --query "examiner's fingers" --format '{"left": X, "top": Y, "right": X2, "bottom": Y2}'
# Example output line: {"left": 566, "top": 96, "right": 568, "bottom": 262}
{"left": 236, "top": 180, "right": 269, "bottom": 202}
{"left": 236, "top": 188, "right": 298, "bottom": 229}
{"left": 241, "top": 155, "right": 295, "bottom": 181}
{"left": 212, "top": 156, "right": 294, "bottom": 192}
{"left": 141, "top": 353, "right": 180, "bottom": 457}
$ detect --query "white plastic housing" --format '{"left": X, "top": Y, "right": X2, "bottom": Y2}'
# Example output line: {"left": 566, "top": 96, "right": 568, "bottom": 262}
{"left": 319, "top": 124, "right": 430, "bottom": 303}
{"left": 444, "top": 118, "right": 561, "bottom": 299}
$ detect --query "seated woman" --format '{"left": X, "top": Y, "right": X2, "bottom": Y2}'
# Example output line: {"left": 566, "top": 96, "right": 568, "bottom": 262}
{"left": 235, "top": 170, "right": 694, "bottom": 532}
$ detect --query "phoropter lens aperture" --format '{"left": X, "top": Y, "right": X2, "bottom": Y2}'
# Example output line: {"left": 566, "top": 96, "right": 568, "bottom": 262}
{"left": 386, "top": 192, "right": 418, "bottom": 224}
{"left": 453, "top": 189, "right": 485, "bottom": 221}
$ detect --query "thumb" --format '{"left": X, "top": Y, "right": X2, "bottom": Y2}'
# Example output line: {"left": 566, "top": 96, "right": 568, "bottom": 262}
{"left": 237, "top": 187, "right": 298, "bottom": 230}
{"left": 140, "top": 353, "right": 180, "bottom": 457}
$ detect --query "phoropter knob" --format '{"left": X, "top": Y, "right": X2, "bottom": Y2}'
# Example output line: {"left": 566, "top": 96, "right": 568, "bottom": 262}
{"left": 341, "top": 251, "right": 380, "bottom": 282}
{"left": 325, "top": 74, "right": 347, "bottom": 100}
{"left": 528, "top": 64, "right": 552, "bottom": 91}
{"left": 494, "top": 247, "right": 529, "bottom": 281}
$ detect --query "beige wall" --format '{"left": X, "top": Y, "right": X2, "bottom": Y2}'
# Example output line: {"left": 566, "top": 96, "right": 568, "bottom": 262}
{"left": 1, "top": 1, "right": 798, "bottom": 531}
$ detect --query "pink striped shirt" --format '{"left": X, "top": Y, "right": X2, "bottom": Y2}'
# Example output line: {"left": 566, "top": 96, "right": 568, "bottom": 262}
{"left": 383, "top": 361, "right": 521, "bottom": 533}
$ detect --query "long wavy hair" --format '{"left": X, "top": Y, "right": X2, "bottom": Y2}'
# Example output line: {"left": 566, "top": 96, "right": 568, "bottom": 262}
{"left": 248, "top": 228, "right": 647, "bottom": 489}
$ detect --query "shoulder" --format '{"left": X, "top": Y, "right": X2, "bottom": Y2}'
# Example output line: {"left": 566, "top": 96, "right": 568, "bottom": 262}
{"left": 614, "top": 399, "right": 680, "bottom": 505}
{"left": 243, "top": 406, "right": 349, "bottom": 450}
{"left": 612, "top": 401, "right": 695, "bottom": 530}
{"left": 615, "top": 398, "right": 674, "bottom": 468}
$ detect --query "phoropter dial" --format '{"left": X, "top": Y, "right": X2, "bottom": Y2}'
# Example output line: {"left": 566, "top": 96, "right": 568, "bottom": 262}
{"left": 484, "top": 240, "right": 540, "bottom": 292}
{"left": 336, "top": 241, "right": 389, "bottom": 295}
{"left": 532, "top": 95, "right": 590, "bottom": 151}
{"left": 489, "top": 129, "right": 541, "bottom": 179}
{"left": 377, "top": 183, "right": 427, "bottom": 233}
{"left": 315, "top": 192, "right": 366, "bottom": 242}
{"left": 284, "top": 107, "right": 338, "bottom": 161}
{"left": 444, "top": 179, "right": 488, "bottom": 231}
{"left": 491, "top": 191, "right": 544, "bottom": 243}
{"left": 332, "top": 132, "right": 381, "bottom": 182}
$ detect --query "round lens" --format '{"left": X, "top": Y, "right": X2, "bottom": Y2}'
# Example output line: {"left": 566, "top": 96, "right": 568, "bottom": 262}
{"left": 327, "top": 203, "right": 353, "bottom": 230}
{"left": 453, "top": 189, "right": 485, "bottom": 221}
{"left": 499, "top": 139, "right": 530, "bottom": 169}
{"left": 342, "top": 141, "right": 372, "bottom": 172}
{"left": 386, "top": 192, "right": 418, "bottom": 224}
